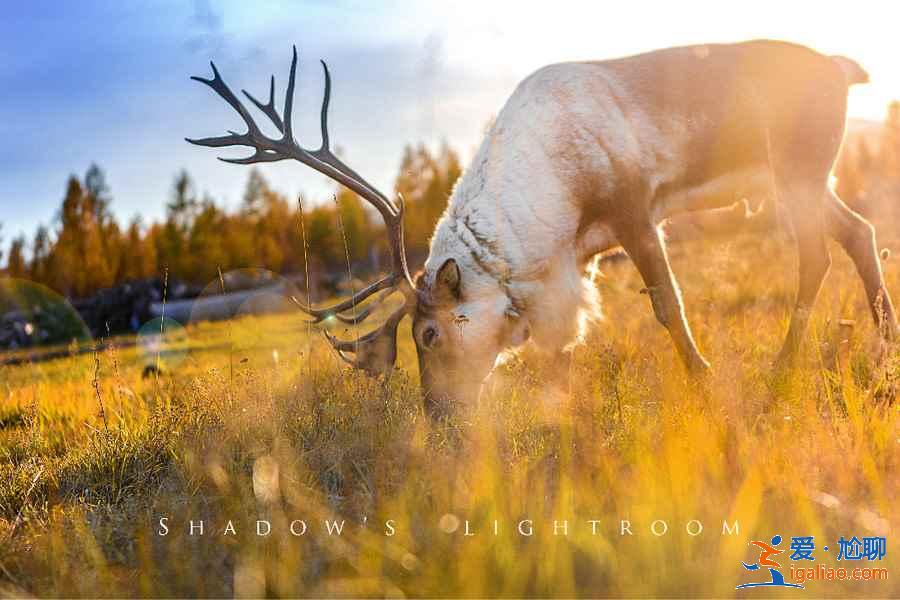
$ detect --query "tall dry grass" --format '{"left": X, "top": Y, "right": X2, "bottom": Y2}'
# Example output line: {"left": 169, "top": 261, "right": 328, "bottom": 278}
{"left": 0, "top": 232, "right": 898, "bottom": 597}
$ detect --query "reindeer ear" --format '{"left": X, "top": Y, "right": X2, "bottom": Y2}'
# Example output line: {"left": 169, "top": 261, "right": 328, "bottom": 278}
{"left": 436, "top": 258, "right": 461, "bottom": 299}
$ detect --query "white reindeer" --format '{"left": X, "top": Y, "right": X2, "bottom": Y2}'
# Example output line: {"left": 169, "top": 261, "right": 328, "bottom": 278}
{"left": 189, "top": 40, "right": 897, "bottom": 410}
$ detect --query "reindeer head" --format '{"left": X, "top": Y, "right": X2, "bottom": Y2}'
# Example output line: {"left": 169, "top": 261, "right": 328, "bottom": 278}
{"left": 188, "top": 47, "right": 524, "bottom": 412}
{"left": 411, "top": 255, "right": 531, "bottom": 412}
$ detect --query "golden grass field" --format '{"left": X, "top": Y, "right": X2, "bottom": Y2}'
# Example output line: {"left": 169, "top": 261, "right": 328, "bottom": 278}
{"left": 1, "top": 231, "right": 898, "bottom": 598}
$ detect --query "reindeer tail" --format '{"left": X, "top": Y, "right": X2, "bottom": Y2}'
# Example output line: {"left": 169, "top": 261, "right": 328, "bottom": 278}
{"left": 831, "top": 55, "right": 870, "bottom": 86}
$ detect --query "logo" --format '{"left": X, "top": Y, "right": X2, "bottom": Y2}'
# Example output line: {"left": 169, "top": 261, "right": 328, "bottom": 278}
{"left": 737, "top": 535, "right": 804, "bottom": 589}
{"left": 737, "top": 533, "right": 889, "bottom": 589}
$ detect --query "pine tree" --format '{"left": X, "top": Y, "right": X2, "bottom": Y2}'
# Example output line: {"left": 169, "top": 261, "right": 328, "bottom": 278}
{"left": 306, "top": 204, "right": 339, "bottom": 271}
{"left": 30, "top": 226, "right": 49, "bottom": 282}
{"left": 188, "top": 198, "right": 229, "bottom": 283}
{"left": 51, "top": 176, "right": 87, "bottom": 295}
{"left": 391, "top": 142, "right": 460, "bottom": 256}
{"left": 159, "top": 171, "right": 198, "bottom": 277}
{"left": 254, "top": 187, "right": 292, "bottom": 273}
{"left": 123, "top": 217, "right": 159, "bottom": 280}
{"left": 168, "top": 170, "right": 198, "bottom": 231}
{"left": 6, "top": 235, "right": 27, "bottom": 278}
{"left": 335, "top": 187, "right": 372, "bottom": 269}
{"left": 84, "top": 163, "right": 112, "bottom": 223}
{"left": 242, "top": 168, "right": 269, "bottom": 218}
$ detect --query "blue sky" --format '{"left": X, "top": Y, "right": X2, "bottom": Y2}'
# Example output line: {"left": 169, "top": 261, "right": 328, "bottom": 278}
{"left": 2, "top": 0, "right": 899, "bottom": 252}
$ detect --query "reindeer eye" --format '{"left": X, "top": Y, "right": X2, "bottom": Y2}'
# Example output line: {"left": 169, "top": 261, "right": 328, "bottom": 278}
{"left": 422, "top": 326, "right": 438, "bottom": 348}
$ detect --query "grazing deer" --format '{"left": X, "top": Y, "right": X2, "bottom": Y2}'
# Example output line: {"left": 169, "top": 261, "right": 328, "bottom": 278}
{"left": 189, "top": 40, "right": 897, "bottom": 410}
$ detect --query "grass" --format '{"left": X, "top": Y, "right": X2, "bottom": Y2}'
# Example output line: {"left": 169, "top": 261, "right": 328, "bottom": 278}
{"left": 0, "top": 231, "right": 898, "bottom": 597}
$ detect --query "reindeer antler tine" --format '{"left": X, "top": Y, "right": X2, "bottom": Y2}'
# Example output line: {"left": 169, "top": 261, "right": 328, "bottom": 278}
{"left": 319, "top": 60, "right": 331, "bottom": 152}
{"left": 323, "top": 327, "right": 386, "bottom": 353}
{"left": 335, "top": 349, "right": 359, "bottom": 368}
{"left": 320, "top": 331, "right": 358, "bottom": 366}
{"left": 190, "top": 62, "right": 263, "bottom": 140}
{"left": 334, "top": 288, "right": 397, "bottom": 325}
{"left": 219, "top": 152, "right": 281, "bottom": 165}
{"left": 283, "top": 46, "right": 298, "bottom": 142}
{"left": 242, "top": 74, "right": 285, "bottom": 134}
{"left": 185, "top": 133, "right": 246, "bottom": 148}
{"left": 290, "top": 275, "right": 397, "bottom": 322}
{"left": 322, "top": 329, "right": 352, "bottom": 352}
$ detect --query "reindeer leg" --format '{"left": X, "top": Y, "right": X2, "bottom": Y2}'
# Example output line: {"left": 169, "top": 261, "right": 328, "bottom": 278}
{"left": 825, "top": 190, "right": 898, "bottom": 341}
{"left": 774, "top": 187, "right": 832, "bottom": 369}
{"left": 619, "top": 225, "right": 710, "bottom": 373}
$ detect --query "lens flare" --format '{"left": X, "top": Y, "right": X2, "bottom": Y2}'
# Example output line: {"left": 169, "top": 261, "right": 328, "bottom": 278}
{"left": 0, "top": 277, "right": 91, "bottom": 350}
{"left": 137, "top": 316, "right": 188, "bottom": 370}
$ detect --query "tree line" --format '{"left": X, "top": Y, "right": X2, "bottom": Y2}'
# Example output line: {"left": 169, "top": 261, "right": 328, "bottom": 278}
{"left": 2, "top": 143, "right": 461, "bottom": 299}
{"left": 4, "top": 100, "right": 900, "bottom": 299}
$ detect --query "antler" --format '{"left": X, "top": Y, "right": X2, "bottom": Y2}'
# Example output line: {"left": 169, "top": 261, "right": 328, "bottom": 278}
{"left": 323, "top": 306, "right": 407, "bottom": 376}
{"left": 188, "top": 46, "right": 415, "bottom": 375}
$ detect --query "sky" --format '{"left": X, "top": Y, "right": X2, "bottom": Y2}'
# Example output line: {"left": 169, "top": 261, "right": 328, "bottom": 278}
{"left": 2, "top": 0, "right": 900, "bottom": 252}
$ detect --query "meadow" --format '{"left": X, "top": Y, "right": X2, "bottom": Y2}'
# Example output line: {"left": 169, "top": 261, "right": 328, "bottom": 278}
{"left": 0, "top": 230, "right": 898, "bottom": 597}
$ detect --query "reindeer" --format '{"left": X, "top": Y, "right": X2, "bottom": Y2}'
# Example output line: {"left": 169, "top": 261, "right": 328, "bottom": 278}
{"left": 189, "top": 40, "right": 898, "bottom": 409}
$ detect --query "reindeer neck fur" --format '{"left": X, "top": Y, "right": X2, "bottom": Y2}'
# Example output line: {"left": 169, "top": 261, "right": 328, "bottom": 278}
{"left": 424, "top": 66, "right": 607, "bottom": 352}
